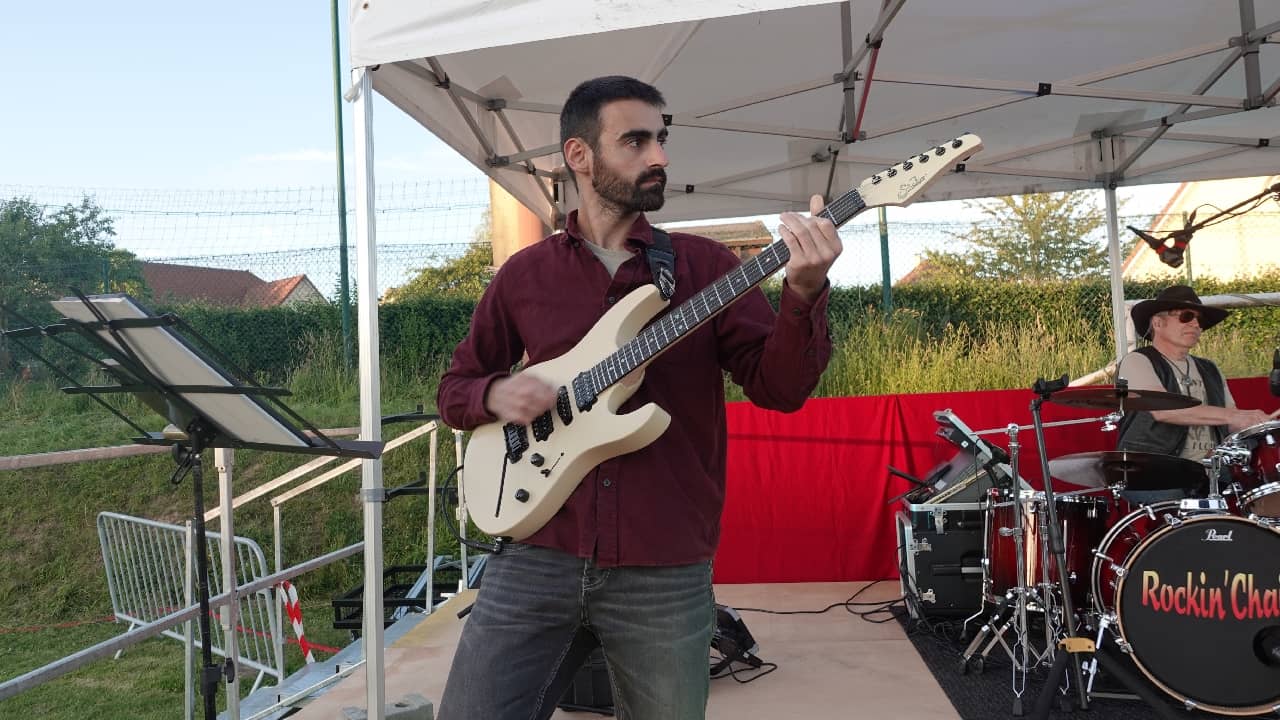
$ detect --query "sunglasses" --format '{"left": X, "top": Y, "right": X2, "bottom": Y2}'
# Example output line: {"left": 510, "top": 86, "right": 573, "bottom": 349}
{"left": 1166, "top": 309, "right": 1202, "bottom": 324}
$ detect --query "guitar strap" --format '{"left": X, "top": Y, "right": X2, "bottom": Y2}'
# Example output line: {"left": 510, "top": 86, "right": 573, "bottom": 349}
{"left": 645, "top": 227, "right": 677, "bottom": 300}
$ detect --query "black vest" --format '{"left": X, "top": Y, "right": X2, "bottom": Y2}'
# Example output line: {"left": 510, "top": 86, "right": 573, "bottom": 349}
{"left": 1116, "top": 346, "right": 1229, "bottom": 455}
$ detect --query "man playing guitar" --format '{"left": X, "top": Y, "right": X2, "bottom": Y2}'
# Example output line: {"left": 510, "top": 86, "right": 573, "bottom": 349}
{"left": 434, "top": 75, "right": 841, "bottom": 720}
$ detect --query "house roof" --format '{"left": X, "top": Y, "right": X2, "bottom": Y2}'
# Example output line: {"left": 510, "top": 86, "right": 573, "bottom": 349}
{"left": 672, "top": 220, "right": 773, "bottom": 245}
{"left": 142, "top": 262, "right": 314, "bottom": 308}
{"left": 244, "top": 275, "right": 309, "bottom": 308}
{"left": 1120, "top": 174, "right": 1280, "bottom": 280}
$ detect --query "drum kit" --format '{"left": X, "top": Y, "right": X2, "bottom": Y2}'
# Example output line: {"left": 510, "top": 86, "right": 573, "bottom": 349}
{"left": 955, "top": 381, "right": 1280, "bottom": 718}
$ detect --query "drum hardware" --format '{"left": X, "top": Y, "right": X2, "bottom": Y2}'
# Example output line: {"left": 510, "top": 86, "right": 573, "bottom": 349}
{"left": 1026, "top": 376, "right": 1092, "bottom": 713}
{"left": 960, "top": 422, "right": 1064, "bottom": 714}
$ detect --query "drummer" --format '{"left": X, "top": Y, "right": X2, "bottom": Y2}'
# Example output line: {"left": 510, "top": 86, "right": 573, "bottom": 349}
{"left": 1116, "top": 285, "right": 1278, "bottom": 499}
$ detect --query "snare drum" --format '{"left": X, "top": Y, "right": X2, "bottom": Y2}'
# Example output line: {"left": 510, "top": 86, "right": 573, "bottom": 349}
{"left": 984, "top": 488, "right": 1109, "bottom": 609}
{"left": 1106, "top": 513, "right": 1280, "bottom": 715}
{"left": 1219, "top": 420, "right": 1280, "bottom": 518}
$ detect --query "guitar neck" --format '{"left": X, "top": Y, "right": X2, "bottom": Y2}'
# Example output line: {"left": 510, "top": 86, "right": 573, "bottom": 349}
{"left": 579, "top": 186, "right": 867, "bottom": 395}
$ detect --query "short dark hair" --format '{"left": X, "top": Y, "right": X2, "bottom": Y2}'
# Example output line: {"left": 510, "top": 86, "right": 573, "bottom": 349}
{"left": 559, "top": 76, "right": 665, "bottom": 156}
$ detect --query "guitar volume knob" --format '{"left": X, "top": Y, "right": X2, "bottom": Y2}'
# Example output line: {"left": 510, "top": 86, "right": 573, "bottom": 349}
{"left": 530, "top": 453, "right": 544, "bottom": 467}
{"left": 514, "top": 489, "right": 530, "bottom": 503}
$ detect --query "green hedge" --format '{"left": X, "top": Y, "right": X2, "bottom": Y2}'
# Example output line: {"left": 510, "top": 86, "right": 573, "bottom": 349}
{"left": 159, "top": 275, "right": 1279, "bottom": 383}
{"left": 160, "top": 296, "right": 477, "bottom": 382}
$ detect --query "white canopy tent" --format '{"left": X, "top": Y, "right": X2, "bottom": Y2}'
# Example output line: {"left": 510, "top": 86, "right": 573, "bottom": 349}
{"left": 343, "top": 2, "right": 1278, "bottom": 715}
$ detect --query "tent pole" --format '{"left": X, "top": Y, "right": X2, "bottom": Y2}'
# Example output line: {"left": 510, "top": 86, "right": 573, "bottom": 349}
{"left": 352, "top": 65, "right": 387, "bottom": 720}
{"left": 1104, "top": 186, "right": 1127, "bottom": 364}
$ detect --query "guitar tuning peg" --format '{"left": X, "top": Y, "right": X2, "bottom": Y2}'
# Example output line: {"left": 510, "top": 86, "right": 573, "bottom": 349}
{"left": 934, "top": 146, "right": 946, "bottom": 156}
{"left": 951, "top": 138, "right": 963, "bottom": 149}
{"left": 870, "top": 174, "right": 882, "bottom": 184}
{"left": 902, "top": 160, "right": 914, "bottom": 170}
{"left": 887, "top": 167, "right": 898, "bottom": 177}
{"left": 918, "top": 154, "right": 929, "bottom": 163}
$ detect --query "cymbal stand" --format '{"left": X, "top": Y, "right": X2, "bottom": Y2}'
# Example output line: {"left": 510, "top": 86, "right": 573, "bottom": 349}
{"left": 1028, "top": 376, "right": 1090, "bottom": 712}
{"left": 973, "top": 412, "right": 1122, "bottom": 437}
{"left": 960, "top": 424, "right": 1052, "bottom": 715}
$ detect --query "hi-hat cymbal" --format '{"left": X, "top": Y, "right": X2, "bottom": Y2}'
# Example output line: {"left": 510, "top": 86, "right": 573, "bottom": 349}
{"left": 1047, "top": 450, "right": 1207, "bottom": 492}
{"left": 1048, "top": 387, "right": 1200, "bottom": 412}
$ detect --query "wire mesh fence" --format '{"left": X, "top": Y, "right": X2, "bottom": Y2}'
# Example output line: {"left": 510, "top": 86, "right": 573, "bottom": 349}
{"left": 3, "top": 181, "right": 1279, "bottom": 405}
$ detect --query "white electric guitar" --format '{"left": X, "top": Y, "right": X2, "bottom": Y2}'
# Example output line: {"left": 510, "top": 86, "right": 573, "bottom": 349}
{"left": 463, "top": 133, "right": 984, "bottom": 540}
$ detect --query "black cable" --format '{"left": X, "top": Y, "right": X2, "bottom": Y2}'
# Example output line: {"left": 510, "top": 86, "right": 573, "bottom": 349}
{"left": 709, "top": 649, "right": 777, "bottom": 683}
{"left": 731, "top": 579, "right": 902, "bottom": 617}
{"left": 435, "top": 464, "right": 505, "bottom": 555}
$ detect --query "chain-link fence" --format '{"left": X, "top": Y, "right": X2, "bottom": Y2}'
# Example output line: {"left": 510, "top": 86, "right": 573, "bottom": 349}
{"left": 3, "top": 181, "right": 1279, "bottom": 409}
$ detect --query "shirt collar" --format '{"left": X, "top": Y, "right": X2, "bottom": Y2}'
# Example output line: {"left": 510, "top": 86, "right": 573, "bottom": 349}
{"left": 563, "top": 209, "right": 655, "bottom": 249}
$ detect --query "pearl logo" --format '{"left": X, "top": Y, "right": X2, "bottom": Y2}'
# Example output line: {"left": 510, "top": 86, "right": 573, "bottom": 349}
{"left": 1203, "top": 528, "right": 1234, "bottom": 542}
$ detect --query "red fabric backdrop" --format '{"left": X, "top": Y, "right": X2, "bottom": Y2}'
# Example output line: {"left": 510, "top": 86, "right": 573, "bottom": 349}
{"left": 712, "top": 377, "right": 1274, "bottom": 584}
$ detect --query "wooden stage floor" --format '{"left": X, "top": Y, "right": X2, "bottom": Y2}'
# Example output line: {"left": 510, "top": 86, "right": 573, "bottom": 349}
{"left": 291, "top": 581, "right": 958, "bottom": 719}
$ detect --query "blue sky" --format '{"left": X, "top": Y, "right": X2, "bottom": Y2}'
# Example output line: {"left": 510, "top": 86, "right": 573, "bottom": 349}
{"left": 1, "top": 0, "right": 1179, "bottom": 287}
{"left": 0, "top": 1, "right": 481, "bottom": 190}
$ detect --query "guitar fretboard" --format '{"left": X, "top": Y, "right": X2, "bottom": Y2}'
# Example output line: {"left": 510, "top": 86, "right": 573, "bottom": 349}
{"left": 572, "top": 186, "right": 866, "bottom": 407}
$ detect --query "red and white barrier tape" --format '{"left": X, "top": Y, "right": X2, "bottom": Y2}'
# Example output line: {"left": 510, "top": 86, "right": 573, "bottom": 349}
{"left": 279, "top": 580, "right": 315, "bottom": 664}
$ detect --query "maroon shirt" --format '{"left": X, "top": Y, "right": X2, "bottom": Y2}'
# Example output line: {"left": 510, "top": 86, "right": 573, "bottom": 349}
{"left": 436, "top": 210, "right": 832, "bottom": 566}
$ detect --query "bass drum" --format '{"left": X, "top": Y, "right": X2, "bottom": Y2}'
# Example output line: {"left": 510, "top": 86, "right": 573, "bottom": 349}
{"left": 1113, "top": 514, "right": 1280, "bottom": 715}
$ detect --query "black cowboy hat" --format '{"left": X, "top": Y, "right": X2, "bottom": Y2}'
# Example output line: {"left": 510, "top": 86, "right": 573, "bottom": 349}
{"left": 1131, "top": 284, "right": 1229, "bottom": 338}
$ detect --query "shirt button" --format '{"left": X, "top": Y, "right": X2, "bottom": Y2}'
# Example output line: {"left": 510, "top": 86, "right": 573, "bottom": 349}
{"left": 608, "top": 296, "right": 617, "bottom": 304}
{"left": 602, "top": 478, "right": 612, "bottom": 488}
{"left": 791, "top": 308, "right": 804, "bottom": 316}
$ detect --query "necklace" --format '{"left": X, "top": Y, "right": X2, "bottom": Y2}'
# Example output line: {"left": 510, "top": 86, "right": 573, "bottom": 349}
{"left": 1158, "top": 351, "right": 1196, "bottom": 393}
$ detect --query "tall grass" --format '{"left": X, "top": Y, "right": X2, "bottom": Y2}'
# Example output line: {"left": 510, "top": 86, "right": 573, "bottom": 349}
{"left": 818, "top": 307, "right": 1114, "bottom": 397}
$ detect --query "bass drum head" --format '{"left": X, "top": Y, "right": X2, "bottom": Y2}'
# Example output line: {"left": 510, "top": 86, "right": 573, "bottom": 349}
{"left": 1115, "top": 514, "right": 1280, "bottom": 715}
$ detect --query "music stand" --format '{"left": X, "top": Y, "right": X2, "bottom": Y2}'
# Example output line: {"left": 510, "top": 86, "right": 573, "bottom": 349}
{"left": 2, "top": 292, "right": 383, "bottom": 720}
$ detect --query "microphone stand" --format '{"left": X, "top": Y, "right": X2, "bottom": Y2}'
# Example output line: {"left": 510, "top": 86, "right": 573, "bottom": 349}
{"left": 1128, "top": 182, "right": 1280, "bottom": 268}
{"left": 1027, "top": 376, "right": 1090, "bottom": 713}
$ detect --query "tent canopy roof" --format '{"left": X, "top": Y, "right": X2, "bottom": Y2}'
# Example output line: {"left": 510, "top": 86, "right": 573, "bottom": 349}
{"left": 350, "top": 0, "right": 1280, "bottom": 225}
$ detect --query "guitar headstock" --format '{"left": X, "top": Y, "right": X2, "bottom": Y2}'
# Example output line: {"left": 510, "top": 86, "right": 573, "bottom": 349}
{"left": 858, "top": 133, "right": 983, "bottom": 209}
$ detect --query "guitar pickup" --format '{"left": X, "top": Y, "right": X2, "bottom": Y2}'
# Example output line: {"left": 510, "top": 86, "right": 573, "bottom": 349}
{"left": 572, "top": 372, "right": 597, "bottom": 412}
{"left": 503, "top": 423, "right": 529, "bottom": 463}
{"left": 531, "top": 411, "right": 553, "bottom": 442}
{"left": 556, "top": 387, "right": 573, "bottom": 425}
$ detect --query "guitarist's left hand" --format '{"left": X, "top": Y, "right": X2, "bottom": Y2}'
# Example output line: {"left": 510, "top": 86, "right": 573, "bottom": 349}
{"left": 778, "top": 194, "right": 842, "bottom": 302}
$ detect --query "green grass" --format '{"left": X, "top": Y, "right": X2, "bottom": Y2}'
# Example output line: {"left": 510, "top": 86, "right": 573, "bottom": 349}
{"left": 1, "top": 313, "right": 1275, "bottom": 718}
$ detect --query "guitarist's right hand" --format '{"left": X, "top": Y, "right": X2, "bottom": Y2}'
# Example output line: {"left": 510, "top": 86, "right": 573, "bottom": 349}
{"left": 485, "top": 374, "right": 558, "bottom": 425}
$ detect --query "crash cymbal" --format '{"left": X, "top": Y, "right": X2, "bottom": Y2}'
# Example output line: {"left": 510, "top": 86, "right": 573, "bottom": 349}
{"left": 1047, "top": 450, "right": 1207, "bottom": 492}
{"left": 1048, "top": 387, "right": 1201, "bottom": 412}
{"left": 1046, "top": 454, "right": 1111, "bottom": 488}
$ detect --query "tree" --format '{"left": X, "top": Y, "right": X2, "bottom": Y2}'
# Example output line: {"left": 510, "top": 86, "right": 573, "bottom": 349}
{"left": 384, "top": 209, "right": 494, "bottom": 302}
{"left": 918, "top": 192, "right": 1111, "bottom": 282}
{"left": 1, "top": 196, "right": 147, "bottom": 375}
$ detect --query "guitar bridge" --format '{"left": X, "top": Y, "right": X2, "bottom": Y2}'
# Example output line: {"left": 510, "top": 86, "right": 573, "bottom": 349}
{"left": 503, "top": 423, "right": 529, "bottom": 463}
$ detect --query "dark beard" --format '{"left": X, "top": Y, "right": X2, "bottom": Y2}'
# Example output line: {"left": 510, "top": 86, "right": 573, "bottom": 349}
{"left": 591, "top": 156, "right": 666, "bottom": 213}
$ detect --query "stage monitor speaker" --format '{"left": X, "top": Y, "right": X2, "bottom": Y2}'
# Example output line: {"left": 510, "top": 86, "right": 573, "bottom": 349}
{"left": 896, "top": 505, "right": 985, "bottom": 619}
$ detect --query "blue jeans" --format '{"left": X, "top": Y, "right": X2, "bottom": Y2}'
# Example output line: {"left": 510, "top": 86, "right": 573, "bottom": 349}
{"left": 436, "top": 543, "right": 716, "bottom": 720}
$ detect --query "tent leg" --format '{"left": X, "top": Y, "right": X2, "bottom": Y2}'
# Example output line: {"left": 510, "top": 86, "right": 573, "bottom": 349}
{"left": 352, "top": 64, "right": 387, "bottom": 720}
{"left": 1104, "top": 186, "right": 1128, "bottom": 364}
